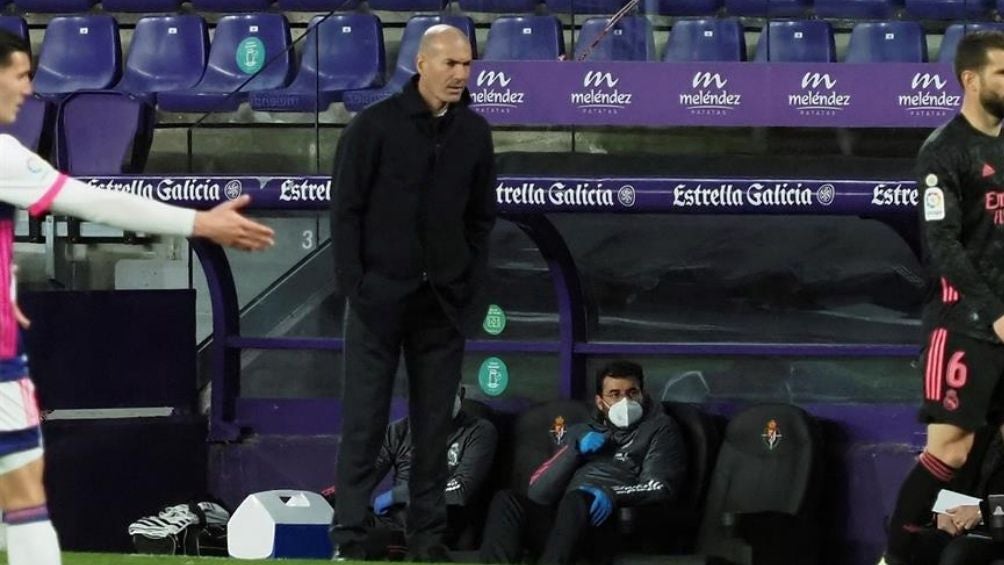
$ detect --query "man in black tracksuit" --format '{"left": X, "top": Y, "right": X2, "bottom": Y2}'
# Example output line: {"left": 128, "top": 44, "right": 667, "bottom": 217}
{"left": 479, "top": 361, "right": 688, "bottom": 565}
{"left": 330, "top": 25, "right": 496, "bottom": 562}
{"left": 882, "top": 31, "right": 1004, "bottom": 565}
{"left": 323, "top": 388, "right": 498, "bottom": 556}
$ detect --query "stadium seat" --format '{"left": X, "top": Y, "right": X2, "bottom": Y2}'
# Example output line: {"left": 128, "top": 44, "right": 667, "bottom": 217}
{"left": 0, "top": 96, "right": 51, "bottom": 154}
{"left": 845, "top": 21, "right": 926, "bottom": 63}
{"left": 191, "top": 0, "right": 273, "bottom": 10}
{"left": 56, "top": 91, "right": 154, "bottom": 175}
{"left": 663, "top": 17, "right": 745, "bottom": 62}
{"left": 0, "top": 16, "right": 29, "bottom": 58}
{"left": 13, "top": 0, "right": 95, "bottom": 11}
{"left": 507, "top": 400, "right": 592, "bottom": 495}
{"left": 249, "top": 13, "right": 384, "bottom": 112}
{"left": 906, "top": 0, "right": 994, "bottom": 19}
{"left": 482, "top": 15, "right": 565, "bottom": 61}
{"left": 342, "top": 15, "right": 475, "bottom": 112}
{"left": 574, "top": 15, "right": 656, "bottom": 61}
{"left": 753, "top": 20, "right": 835, "bottom": 62}
{"left": 544, "top": 0, "right": 624, "bottom": 16}
{"left": 694, "top": 404, "right": 823, "bottom": 565}
{"left": 724, "top": 0, "right": 809, "bottom": 16}
{"left": 940, "top": 22, "right": 1004, "bottom": 63}
{"left": 368, "top": 0, "right": 443, "bottom": 11}
{"left": 277, "top": 0, "right": 360, "bottom": 8}
{"left": 116, "top": 15, "right": 209, "bottom": 104}
{"left": 459, "top": 0, "right": 538, "bottom": 12}
{"left": 33, "top": 15, "right": 122, "bottom": 99}
{"left": 102, "top": 0, "right": 181, "bottom": 10}
{"left": 814, "top": 0, "right": 901, "bottom": 18}
{"left": 641, "top": 0, "right": 723, "bottom": 16}
{"left": 157, "top": 13, "right": 294, "bottom": 113}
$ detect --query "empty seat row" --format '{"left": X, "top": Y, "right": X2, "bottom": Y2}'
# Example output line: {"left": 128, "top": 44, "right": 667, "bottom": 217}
{"left": 6, "top": 0, "right": 1004, "bottom": 17}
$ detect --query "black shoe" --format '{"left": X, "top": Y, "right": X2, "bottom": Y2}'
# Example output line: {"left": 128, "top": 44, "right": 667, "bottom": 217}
{"left": 332, "top": 541, "right": 370, "bottom": 561}
{"left": 406, "top": 544, "right": 452, "bottom": 563}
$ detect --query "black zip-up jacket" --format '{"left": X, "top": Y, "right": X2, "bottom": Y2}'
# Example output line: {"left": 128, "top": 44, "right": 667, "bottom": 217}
{"left": 330, "top": 75, "right": 497, "bottom": 332}
{"left": 376, "top": 410, "right": 498, "bottom": 507}
{"left": 918, "top": 114, "right": 1004, "bottom": 343}
{"left": 526, "top": 405, "right": 687, "bottom": 508}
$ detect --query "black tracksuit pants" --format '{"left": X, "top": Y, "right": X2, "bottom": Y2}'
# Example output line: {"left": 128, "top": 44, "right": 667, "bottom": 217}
{"left": 479, "top": 489, "right": 617, "bottom": 565}
{"left": 333, "top": 284, "right": 464, "bottom": 554}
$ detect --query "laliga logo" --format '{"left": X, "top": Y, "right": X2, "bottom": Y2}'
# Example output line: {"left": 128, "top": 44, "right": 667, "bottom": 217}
{"left": 692, "top": 72, "right": 727, "bottom": 89}
{"left": 583, "top": 71, "right": 619, "bottom": 88}
{"left": 801, "top": 72, "right": 836, "bottom": 90}
{"left": 477, "top": 70, "right": 511, "bottom": 88}
{"left": 911, "top": 73, "right": 947, "bottom": 90}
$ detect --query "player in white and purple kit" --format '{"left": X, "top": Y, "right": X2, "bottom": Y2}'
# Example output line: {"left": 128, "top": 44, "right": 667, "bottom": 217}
{"left": 0, "top": 30, "right": 274, "bottom": 565}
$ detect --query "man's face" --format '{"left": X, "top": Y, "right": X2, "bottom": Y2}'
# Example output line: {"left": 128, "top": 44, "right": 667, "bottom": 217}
{"left": 974, "top": 49, "right": 1004, "bottom": 120}
{"left": 416, "top": 36, "right": 472, "bottom": 108}
{"left": 0, "top": 51, "right": 31, "bottom": 125}
{"left": 594, "top": 376, "right": 643, "bottom": 414}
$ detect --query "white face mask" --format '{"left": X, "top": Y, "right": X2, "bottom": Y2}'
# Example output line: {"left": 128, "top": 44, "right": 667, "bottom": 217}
{"left": 606, "top": 397, "right": 643, "bottom": 429}
{"left": 452, "top": 394, "right": 462, "bottom": 418}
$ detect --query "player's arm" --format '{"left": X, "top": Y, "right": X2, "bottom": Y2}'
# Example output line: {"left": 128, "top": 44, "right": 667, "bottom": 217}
{"left": 444, "top": 419, "right": 498, "bottom": 507}
{"left": 462, "top": 125, "right": 497, "bottom": 299}
{"left": 920, "top": 147, "right": 1004, "bottom": 326}
{"left": 0, "top": 136, "right": 272, "bottom": 250}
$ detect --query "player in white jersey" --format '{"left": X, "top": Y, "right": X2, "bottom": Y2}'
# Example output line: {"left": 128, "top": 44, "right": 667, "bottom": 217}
{"left": 0, "top": 30, "right": 274, "bottom": 565}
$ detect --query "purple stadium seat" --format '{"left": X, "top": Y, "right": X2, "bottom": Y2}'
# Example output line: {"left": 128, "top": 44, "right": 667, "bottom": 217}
{"left": 157, "top": 13, "right": 293, "bottom": 113}
{"left": 116, "top": 15, "right": 209, "bottom": 104}
{"left": 544, "top": 0, "right": 623, "bottom": 14}
{"left": 845, "top": 21, "right": 926, "bottom": 63}
{"left": 13, "top": 0, "right": 95, "bottom": 12}
{"left": 368, "top": 0, "right": 443, "bottom": 11}
{"left": 342, "top": 15, "right": 475, "bottom": 112}
{"left": 483, "top": 15, "right": 565, "bottom": 60}
{"left": 249, "top": 14, "right": 384, "bottom": 112}
{"left": 0, "top": 96, "right": 51, "bottom": 154}
{"left": 754, "top": 20, "right": 835, "bottom": 62}
{"left": 574, "top": 15, "right": 655, "bottom": 61}
{"left": 102, "top": 0, "right": 182, "bottom": 10}
{"left": 191, "top": 0, "right": 273, "bottom": 10}
{"left": 940, "top": 22, "right": 1004, "bottom": 63}
{"left": 277, "top": 0, "right": 360, "bottom": 8}
{"left": 0, "top": 17, "right": 29, "bottom": 58}
{"left": 906, "top": 0, "right": 994, "bottom": 19}
{"left": 56, "top": 91, "right": 153, "bottom": 175}
{"left": 724, "top": 0, "right": 809, "bottom": 16}
{"left": 814, "top": 0, "right": 901, "bottom": 18}
{"left": 642, "top": 0, "right": 722, "bottom": 16}
{"left": 663, "top": 17, "right": 745, "bottom": 62}
{"left": 458, "top": 0, "right": 538, "bottom": 12}
{"left": 33, "top": 15, "right": 122, "bottom": 99}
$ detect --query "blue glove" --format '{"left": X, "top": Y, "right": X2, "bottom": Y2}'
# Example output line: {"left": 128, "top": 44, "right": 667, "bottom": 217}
{"left": 578, "top": 486, "right": 613, "bottom": 526}
{"left": 577, "top": 431, "right": 607, "bottom": 454}
{"left": 373, "top": 490, "right": 395, "bottom": 515}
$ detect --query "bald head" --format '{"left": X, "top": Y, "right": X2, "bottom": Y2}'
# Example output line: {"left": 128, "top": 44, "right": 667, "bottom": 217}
{"left": 415, "top": 24, "right": 473, "bottom": 112}
{"left": 418, "top": 25, "right": 470, "bottom": 57}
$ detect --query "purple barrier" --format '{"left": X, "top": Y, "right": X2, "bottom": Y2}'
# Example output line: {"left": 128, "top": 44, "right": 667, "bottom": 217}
{"left": 80, "top": 175, "right": 919, "bottom": 214}
{"left": 467, "top": 61, "right": 961, "bottom": 128}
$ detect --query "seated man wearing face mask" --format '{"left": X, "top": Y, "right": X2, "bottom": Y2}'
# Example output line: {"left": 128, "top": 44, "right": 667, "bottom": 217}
{"left": 478, "top": 360, "right": 688, "bottom": 565}
{"left": 324, "top": 386, "right": 498, "bottom": 555}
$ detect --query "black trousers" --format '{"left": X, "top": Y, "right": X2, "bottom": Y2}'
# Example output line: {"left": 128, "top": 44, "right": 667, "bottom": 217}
{"left": 479, "top": 489, "right": 617, "bottom": 565}
{"left": 333, "top": 284, "right": 465, "bottom": 553}
{"left": 908, "top": 528, "right": 1004, "bottom": 565}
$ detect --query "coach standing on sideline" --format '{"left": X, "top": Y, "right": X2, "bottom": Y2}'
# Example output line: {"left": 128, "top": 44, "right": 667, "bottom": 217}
{"left": 329, "top": 24, "right": 497, "bottom": 562}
